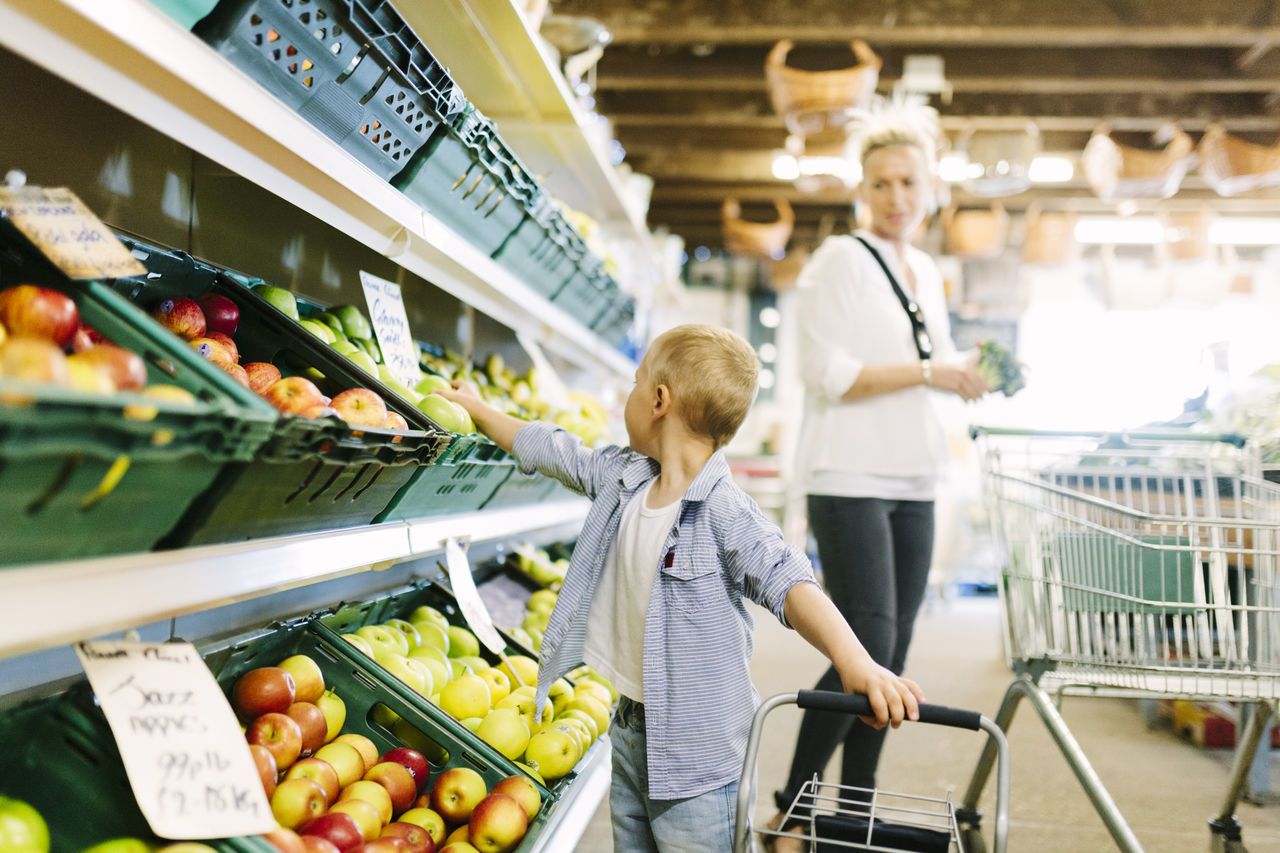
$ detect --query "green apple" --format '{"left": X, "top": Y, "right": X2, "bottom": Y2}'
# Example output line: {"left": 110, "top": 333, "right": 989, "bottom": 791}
{"left": 380, "top": 653, "right": 427, "bottom": 694}
{"left": 526, "top": 589, "right": 558, "bottom": 616}
{"left": 357, "top": 624, "right": 409, "bottom": 658}
{"left": 312, "top": 312, "right": 347, "bottom": 339}
{"left": 460, "top": 716, "right": 483, "bottom": 732}
{"left": 408, "top": 648, "right": 451, "bottom": 689}
{"left": 82, "top": 840, "right": 150, "bottom": 853}
{"left": 332, "top": 305, "right": 373, "bottom": 341}
{"left": 409, "top": 605, "right": 450, "bottom": 632}
{"left": 506, "top": 626, "right": 535, "bottom": 650}
{"left": 415, "top": 374, "right": 450, "bottom": 396}
{"left": 413, "top": 620, "right": 450, "bottom": 655}
{"left": 0, "top": 796, "right": 48, "bottom": 852}
{"left": 522, "top": 611, "right": 550, "bottom": 634}
{"left": 449, "top": 658, "right": 474, "bottom": 680}
{"left": 411, "top": 642, "right": 451, "bottom": 670}
{"left": 340, "top": 632, "right": 375, "bottom": 657}
{"left": 475, "top": 707, "right": 531, "bottom": 760}
{"left": 348, "top": 349, "right": 378, "bottom": 376}
{"left": 439, "top": 673, "right": 492, "bottom": 719}
{"left": 254, "top": 284, "right": 299, "bottom": 320}
{"left": 447, "top": 625, "right": 481, "bottom": 658}
{"left": 299, "top": 319, "right": 336, "bottom": 344}
{"left": 524, "top": 729, "right": 579, "bottom": 781}
{"left": 384, "top": 618, "right": 423, "bottom": 651}
{"left": 355, "top": 337, "right": 382, "bottom": 365}
{"left": 332, "top": 339, "right": 361, "bottom": 357}
{"left": 416, "top": 393, "right": 469, "bottom": 434}
{"left": 457, "top": 655, "right": 491, "bottom": 673}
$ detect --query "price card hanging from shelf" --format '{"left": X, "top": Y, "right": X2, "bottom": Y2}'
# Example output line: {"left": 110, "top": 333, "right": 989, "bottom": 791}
{"left": 74, "top": 640, "right": 275, "bottom": 840}
{"left": 0, "top": 185, "right": 146, "bottom": 279}
{"left": 444, "top": 538, "right": 527, "bottom": 687}
{"left": 360, "top": 270, "right": 421, "bottom": 390}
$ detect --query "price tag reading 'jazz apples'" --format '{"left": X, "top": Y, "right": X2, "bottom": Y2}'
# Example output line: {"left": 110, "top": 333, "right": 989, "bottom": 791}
{"left": 359, "top": 270, "right": 421, "bottom": 390}
{"left": 445, "top": 538, "right": 509, "bottom": 657}
{"left": 0, "top": 186, "right": 146, "bottom": 279}
{"left": 74, "top": 641, "right": 275, "bottom": 840}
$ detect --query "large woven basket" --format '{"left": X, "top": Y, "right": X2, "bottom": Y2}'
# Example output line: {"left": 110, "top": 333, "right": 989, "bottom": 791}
{"left": 1021, "top": 206, "right": 1078, "bottom": 265}
{"left": 766, "top": 39, "right": 881, "bottom": 141}
{"left": 722, "top": 198, "right": 795, "bottom": 260}
{"left": 1082, "top": 125, "right": 1195, "bottom": 200}
{"left": 1199, "top": 124, "right": 1280, "bottom": 197}
{"left": 943, "top": 203, "right": 1008, "bottom": 259}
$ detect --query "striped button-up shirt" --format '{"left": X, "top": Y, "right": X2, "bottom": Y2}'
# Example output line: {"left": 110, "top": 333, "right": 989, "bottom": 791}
{"left": 514, "top": 422, "right": 818, "bottom": 800}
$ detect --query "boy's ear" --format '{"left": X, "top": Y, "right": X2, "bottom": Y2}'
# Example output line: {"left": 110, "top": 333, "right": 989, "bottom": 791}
{"left": 653, "top": 383, "right": 672, "bottom": 416}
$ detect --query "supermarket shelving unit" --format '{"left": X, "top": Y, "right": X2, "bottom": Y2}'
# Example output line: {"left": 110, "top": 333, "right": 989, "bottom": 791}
{"left": 0, "top": 0, "right": 635, "bottom": 847}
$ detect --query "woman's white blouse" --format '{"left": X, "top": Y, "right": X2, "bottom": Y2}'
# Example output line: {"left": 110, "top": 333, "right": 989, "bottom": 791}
{"left": 796, "top": 230, "right": 958, "bottom": 500}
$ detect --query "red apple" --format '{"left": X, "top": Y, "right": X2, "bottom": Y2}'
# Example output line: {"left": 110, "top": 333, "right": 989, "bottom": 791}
{"left": 430, "top": 768, "right": 487, "bottom": 824}
{"left": 353, "top": 841, "right": 407, "bottom": 853}
{"left": 379, "top": 823, "right": 434, "bottom": 853}
{"left": 271, "top": 777, "right": 328, "bottom": 829}
{"left": 364, "top": 761, "right": 417, "bottom": 814}
{"left": 279, "top": 655, "right": 326, "bottom": 703}
{"left": 301, "top": 836, "right": 341, "bottom": 853}
{"left": 263, "top": 826, "right": 307, "bottom": 853}
{"left": 249, "top": 743, "right": 279, "bottom": 797}
{"left": 333, "top": 734, "right": 379, "bottom": 772}
{"left": 488, "top": 776, "right": 540, "bottom": 822}
{"left": 313, "top": 742, "right": 366, "bottom": 789}
{"left": 70, "top": 323, "right": 102, "bottom": 353}
{"left": 263, "top": 376, "right": 327, "bottom": 415}
{"left": 299, "top": 813, "right": 363, "bottom": 853}
{"left": 384, "top": 412, "right": 408, "bottom": 430}
{"left": 77, "top": 343, "right": 147, "bottom": 391}
{"left": 380, "top": 749, "right": 430, "bottom": 793}
{"left": 233, "top": 667, "right": 297, "bottom": 717}
{"left": 286, "top": 702, "right": 329, "bottom": 757}
{"left": 190, "top": 337, "right": 237, "bottom": 370}
{"left": 328, "top": 799, "right": 382, "bottom": 843}
{"left": 301, "top": 404, "right": 339, "bottom": 420}
{"left": 197, "top": 293, "right": 240, "bottom": 336}
{"left": 245, "top": 361, "right": 283, "bottom": 395}
{"left": 151, "top": 297, "right": 206, "bottom": 340}
{"left": 0, "top": 336, "right": 70, "bottom": 385}
{"left": 247, "top": 712, "right": 304, "bottom": 771}
{"left": 285, "top": 757, "right": 341, "bottom": 804}
{"left": 331, "top": 389, "right": 387, "bottom": 428}
{"left": 0, "top": 285, "right": 78, "bottom": 346}
{"left": 206, "top": 331, "right": 240, "bottom": 362}
{"left": 224, "top": 362, "right": 251, "bottom": 388}
{"left": 467, "top": 793, "right": 527, "bottom": 853}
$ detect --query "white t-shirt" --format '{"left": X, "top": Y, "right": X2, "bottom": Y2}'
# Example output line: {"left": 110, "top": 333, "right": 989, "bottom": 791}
{"left": 583, "top": 481, "right": 682, "bottom": 700}
{"left": 795, "top": 231, "right": 959, "bottom": 501}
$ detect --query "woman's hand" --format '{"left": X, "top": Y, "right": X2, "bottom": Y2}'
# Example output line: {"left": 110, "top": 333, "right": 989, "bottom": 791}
{"left": 930, "top": 354, "right": 989, "bottom": 402}
{"left": 837, "top": 655, "right": 924, "bottom": 730}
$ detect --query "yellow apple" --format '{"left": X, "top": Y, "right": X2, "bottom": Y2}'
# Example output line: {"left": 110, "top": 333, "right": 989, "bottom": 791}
{"left": 409, "top": 649, "right": 451, "bottom": 690}
{"left": 357, "top": 624, "right": 408, "bottom": 658}
{"left": 564, "top": 696, "right": 610, "bottom": 736}
{"left": 383, "top": 618, "right": 423, "bottom": 651}
{"left": 408, "top": 605, "right": 450, "bottom": 633}
{"left": 558, "top": 709, "right": 599, "bottom": 743}
{"left": 413, "top": 621, "right": 450, "bottom": 655}
{"left": 339, "top": 779, "right": 393, "bottom": 825}
{"left": 477, "top": 667, "right": 511, "bottom": 705}
{"left": 403, "top": 657, "right": 436, "bottom": 697}
{"left": 341, "top": 633, "right": 375, "bottom": 657}
{"left": 550, "top": 720, "right": 588, "bottom": 756}
{"left": 548, "top": 679, "right": 574, "bottom": 717}
{"left": 475, "top": 708, "right": 530, "bottom": 760}
{"left": 449, "top": 659, "right": 474, "bottom": 680}
{"left": 458, "top": 655, "right": 491, "bottom": 673}
{"left": 514, "top": 762, "right": 545, "bottom": 786}
{"left": 398, "top": 807, "right": 446, "bottom": 846}
{"left": 526, "top": 589, "right": 557, "bottom": 616}
{"left": 446, "top": 626, "right": 481, "bottom": 659}
{"left": 573, "top": 680, "right": 612, "bottom": 710}
{"left": 523, "top": 729, "right": 578, "bottom": 781}
{"left": 379, "top": 653, "right": 427, "bottom": 694}
{"left": 439, "top": 673, "right": 492, "bottom": 719}
{"left": 496, "top": 656, "right": 538, "bottom": 690}
{"left": 314, "top": 690, "right": 347, "bottom": 743}
{"left": 460, "top": 717, "right": 483, "bottom": 732}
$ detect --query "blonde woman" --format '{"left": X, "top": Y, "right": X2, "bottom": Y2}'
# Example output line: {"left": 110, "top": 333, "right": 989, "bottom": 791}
{"left": 771, "top": 102, "right": 987, "bottom": 849}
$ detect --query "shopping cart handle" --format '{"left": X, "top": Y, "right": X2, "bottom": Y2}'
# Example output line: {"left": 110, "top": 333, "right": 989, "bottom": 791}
{"left": 796, "top": 690, "right": 983, "bottom": 731}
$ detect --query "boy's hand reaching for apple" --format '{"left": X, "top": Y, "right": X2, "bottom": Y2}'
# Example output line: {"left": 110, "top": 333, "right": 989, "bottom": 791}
{"left": 838, "top": 657, "right": 924, "bottom": 730}
{"left": 436, "top": 379, "right": 482, "bottom": 412}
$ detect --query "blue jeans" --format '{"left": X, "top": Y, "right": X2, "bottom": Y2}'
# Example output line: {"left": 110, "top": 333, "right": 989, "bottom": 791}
{"left": 610, "top": 696, "right": 739, "bottom": 852}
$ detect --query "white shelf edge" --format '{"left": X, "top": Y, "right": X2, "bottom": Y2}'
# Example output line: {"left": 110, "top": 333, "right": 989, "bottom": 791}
{"left": 0, "top": 0, "right": 633, "bottom": 380}
{"left": 0, "top": 499, "right": 590, "bottom": 661}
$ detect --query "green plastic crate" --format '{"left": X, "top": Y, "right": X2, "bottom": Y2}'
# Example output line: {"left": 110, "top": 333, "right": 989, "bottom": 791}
{"left": 490, "top": 189, "right": 575, "bottom": 301}
{"left": 0, "top": 691, "right": 271, "bottom": 853}
{"left": 483, "top": 469, "right": 565, "bottom": 510}
{"left": 376, "top": 433, "right": 515, "bottom": 522}
{"left": 149, "top": 0, "right": 219, "bottom": 28}
{"left": 104, "top": 235, "right": 451, "bottom": 546}
{"left": 205, "top": 618, "right": 536, "bottom": 808}
{"left": 394, "top": 107, "right": 527, "bottom": 255}
{"left": 0, "top": 224, "right": 275, "bottom": 566}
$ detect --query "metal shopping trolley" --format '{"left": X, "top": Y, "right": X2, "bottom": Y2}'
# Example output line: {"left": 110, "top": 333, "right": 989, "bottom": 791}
{"left": 964, "top": 427, "right": 1280, "bottom": 853}
{"left": 733, "top": 691, "right": 1011, "bottom": 853}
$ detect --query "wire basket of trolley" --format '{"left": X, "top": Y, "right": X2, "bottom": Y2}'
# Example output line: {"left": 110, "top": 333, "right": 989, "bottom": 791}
{"left": 963, "top": 426, "right": 1280, "bottom": 853}
{"left": 733, "top": 690, "right": 1010, "bottom": 852}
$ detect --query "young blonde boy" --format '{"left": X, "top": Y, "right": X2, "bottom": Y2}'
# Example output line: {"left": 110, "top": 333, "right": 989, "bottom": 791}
{"left": 441, "top": 324, "right": 922, "bottom": 852}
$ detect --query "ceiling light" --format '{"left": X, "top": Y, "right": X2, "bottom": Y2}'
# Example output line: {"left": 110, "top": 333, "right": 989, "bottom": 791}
{"left": 1074, "top": 216, "right": 1164, "bottom": 245}
{"left": 938, "top": 153, "right": 969, "bottom": 183}
{"left": 1208, "top": 218, "right": 1280, "bottom": 246}
{"left": 1028, "top": 155, "right": 1074, "bottom": 183}
{"left": 772, "top": 153, "right": 800, "bottom": 181}
{"left": 759, "top": 306, "right": 782, "bottom": 328}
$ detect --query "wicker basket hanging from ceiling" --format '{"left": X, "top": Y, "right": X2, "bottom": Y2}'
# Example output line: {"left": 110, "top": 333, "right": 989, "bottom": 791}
{"left": 1082, "top": 124, "right": 1195, "bottom": 201}
{"left": 766, "top": 39, "right": 882, "bottom": 143}
{"left": 1021, "top": 205, "right": 1078, "bottom": 265}
{"left": 1198, "top": 123, "right": 1280, "bottom": 197}
{"left": 722, "top": 198, "right": 796, "bottom": 260}
{"left": 942, "top": 203, "right": 1009, "bottom": 260}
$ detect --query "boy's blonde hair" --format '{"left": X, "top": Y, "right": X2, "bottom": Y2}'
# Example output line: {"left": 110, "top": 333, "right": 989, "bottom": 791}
{"left": 648, "top": 324, "right": 759, "bottom": 449}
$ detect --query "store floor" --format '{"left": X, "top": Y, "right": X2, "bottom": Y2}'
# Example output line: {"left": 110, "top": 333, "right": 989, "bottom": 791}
{"left": 579, "top": 597, "right": 1280, "bottom": 851}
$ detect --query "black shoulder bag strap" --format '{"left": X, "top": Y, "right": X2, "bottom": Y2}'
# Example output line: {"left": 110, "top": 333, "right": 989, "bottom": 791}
{"left": 853, "top": 235, "right": 934, "bottom": 361}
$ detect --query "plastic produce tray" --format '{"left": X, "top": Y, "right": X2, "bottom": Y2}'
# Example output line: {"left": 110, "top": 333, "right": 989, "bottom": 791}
{"left": 490, "top": 189, "right": 576, "bottom": 301}
{"left": 0, "top": 222, "right": 275, "bottom": 566}
{"left": 591, "top": 292, "right": 636, "bottom": 349}
{"left": 205, "top": 617, "right": 533, "bottom": 806}
{"left": 104, "top": 234, "right": 450, "bottom": 546}
{"left": 376, "top": 432, "right": 515, "bottom": 522}
{"left": 0, "top": 691, "right": 271, "bottom": 853}
{"left": 394, "top": 105, "right": 529, "bottom": 256}
{"left": 314, "top": 580, "right": 602, "bottom": 804}
{"left": 195, "top": 0, "right": 465, "bottom": 180}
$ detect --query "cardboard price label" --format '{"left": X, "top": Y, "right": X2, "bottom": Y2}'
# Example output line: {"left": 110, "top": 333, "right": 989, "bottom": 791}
{"left": 444, "top": 538, "right": 509, "bottom": 657}
{"left": 0, "top": 186, "right": 146, "bottom": 280}
{"left": 359, "top": 270, "right": 421, "bottom": 390}
{"left": 74, "top": 641, "right": 275, "bottom": 840}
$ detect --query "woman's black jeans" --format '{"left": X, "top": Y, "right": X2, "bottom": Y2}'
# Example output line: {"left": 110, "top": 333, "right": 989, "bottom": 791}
{"left": 776, "top": 494, "right": 935, "bottom": 813}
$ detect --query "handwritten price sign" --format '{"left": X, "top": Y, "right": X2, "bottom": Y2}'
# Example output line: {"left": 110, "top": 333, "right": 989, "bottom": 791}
{"left": 359, "top": 270, "right": 421, "bottom": 390}
{"left": 75, "top": 641, "right": 275, "bottom": 839}
{"left": 0, "top": 186, "right": 145, "bottom": 280}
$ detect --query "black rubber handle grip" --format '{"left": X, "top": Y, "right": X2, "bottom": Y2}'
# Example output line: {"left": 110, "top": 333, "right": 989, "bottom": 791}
{"left": 796, "top": 690, "right": 982, "bottom": 731}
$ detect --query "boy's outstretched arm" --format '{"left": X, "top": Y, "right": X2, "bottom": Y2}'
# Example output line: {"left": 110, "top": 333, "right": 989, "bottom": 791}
{"left": 783, "top": 583, "right": 924, "bottom": 730}
{"left": 437, "top": 382, "right": 524, "bottom": 453}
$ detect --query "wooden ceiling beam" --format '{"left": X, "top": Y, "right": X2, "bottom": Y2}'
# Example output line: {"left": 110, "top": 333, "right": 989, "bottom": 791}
{"left": 598, "top": 74, "right": 1280, "bottom": 95}
{"left": 611, "top": 113, "right": 1280, "bottom": 132}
